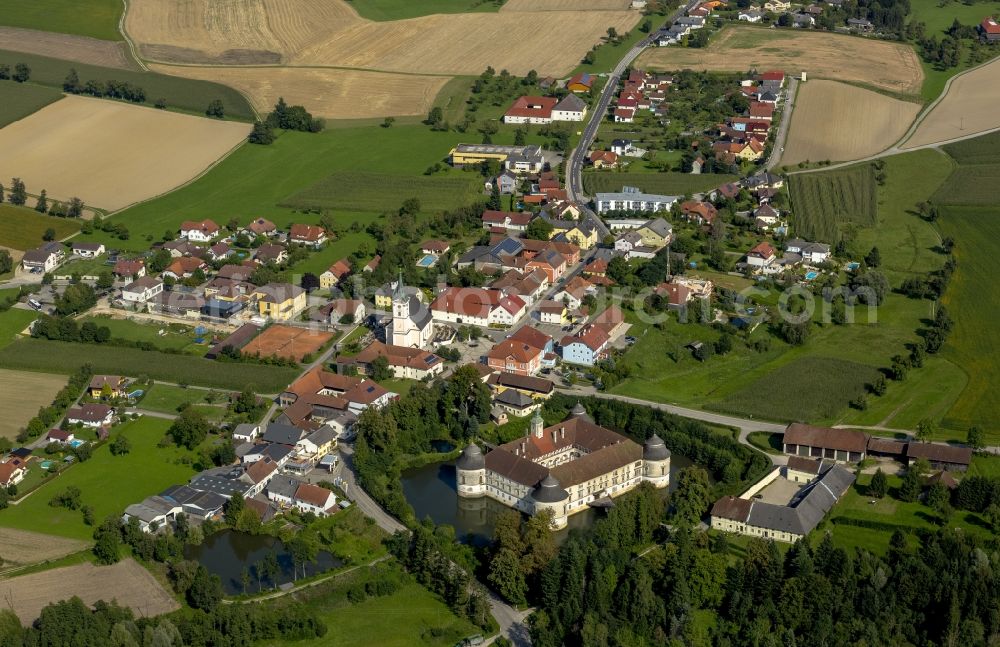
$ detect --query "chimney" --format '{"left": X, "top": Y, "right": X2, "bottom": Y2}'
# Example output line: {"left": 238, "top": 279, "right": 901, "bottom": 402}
{"left": 551, "top": 431, "right": 557, "bottom": 444}
{"left": 561, "top": 427, "right": 565, "bottom": 439}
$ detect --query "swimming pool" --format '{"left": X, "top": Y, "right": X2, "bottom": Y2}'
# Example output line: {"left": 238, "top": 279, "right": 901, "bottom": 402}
{"left": 68, "top": 439, "right": 86, "bottom": 448}
{"left": 416, "top": 254, "right": 437, "bottom": 268}
{"left": 804, "top": 271, "right": 819, "bottom": 280}
{"left": 40, "top": 460, "right": 54, "bottom": 469}
{"left": 846, "top": 262, "right": 860, "bottom": 271}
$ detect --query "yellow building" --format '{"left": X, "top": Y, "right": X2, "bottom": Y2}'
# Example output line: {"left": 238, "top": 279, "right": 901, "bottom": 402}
{"left": 636, "top": 217, "right": 673, "bottom": 248}
{"left": 449, "top": 143, "right": 542, "bottom": 167}
{"left": 548, "top": 219, "right": 598, "bottom": 249}
{"left": 254, "top": 283, "right": 307, "bottom": 321}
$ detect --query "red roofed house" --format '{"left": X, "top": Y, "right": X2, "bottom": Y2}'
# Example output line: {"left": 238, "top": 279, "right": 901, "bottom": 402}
{"left": 613, "top": 106, "right": 636, "bottom": 123}
{"left": 561, "top": 324, "right": 611, "bottom": 366}
{"left": 746, "top": 242, "right": 777, "bottom": 269}
{"left": 47, "top": 429, "right": 75, "bottom": 444}
{"left": 0, "top": 461, "right": 26, "bottom": 488}
{"left": 981, "top": 17, "right": 1000, "bottom": 41}
{"left": 589, "top": 150, "right": 619, "bottom": 169}
{"left": 67, "top": 404, "right": 115, "bottom": 428}
{"left": 525, "top": 249, "right": 568, "bottom": 283}
{"left": 180, "top": 219, "right": 220, "bottom": 242}
{"left": 289, "top": 224, "right": 328, "bottom": 248}
{"left": 503, "top": 96, "right": 558, "bottom": 124}
{"left": 247, "top": 217, "right": 277, "bottom": 236}
{"left": 583, "top": 258, "right": 608, "bottom": 277}
{"left": 293, "top": 482, "right": 338, "bottom": 516}
{"left": 680, "top": 200, "right": 718, "bottom": 225}
{"left": 430, "top": 287, "right": 527, "bottom": 327}
{"left": 163, "top": 256, "right": 207, "bottom": 280}
{"left": 113, "top": 259, "right": 146, "bottom": 282}
{"left": 749, "top": 101, "right": 774, "bottom": 120}
{"left": 482, "top": 210, "right": 533, "bottom": 233}
{"left": 567, "top": 72, "right": 595, "bottom": 92}
{"left": 420, "top": 240, "right": 451, "bottom": 256}
{"left": 759, "top": 70, "right": 786, "bottom": 84}
{"left": 488, "top": 338, "right": 545, "bottom": 376}
{"left": 320, "top": 258, "right": 352, "bottom": 289}
{"left": 655, "top": 281, "right": 691, "bottom": 309}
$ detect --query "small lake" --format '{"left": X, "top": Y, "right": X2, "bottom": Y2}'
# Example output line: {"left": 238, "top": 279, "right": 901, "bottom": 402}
{"left": 185, "top": 530, "right": 342, "bottom": 595}
{"left": 401, "top": 453, "right": 693, "bottom": 546}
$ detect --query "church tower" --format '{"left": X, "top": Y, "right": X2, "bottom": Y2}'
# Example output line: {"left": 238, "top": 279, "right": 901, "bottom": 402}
{"left": 392, "top": 271, "right": 410, "bottom": 320}
{"left": 531, "top": 409, "right": 544, "bottom": 439}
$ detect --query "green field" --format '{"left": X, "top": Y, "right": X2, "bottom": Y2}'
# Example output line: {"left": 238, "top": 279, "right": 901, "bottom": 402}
{"left": 941, "top": 131, "right": 1000, "bottom": 164}
{"left": 72, "top": 124, "right": 494, "bottom": 250}
{"left": 909, "top": 0, "right": 1000, "bottom": 100}
{"left": 0, "top": 50, "right": 255, "bottom": 121}
{"left": 78, "top": 316, "right": 206, "bottom": 353}
{"left": 787, "top": 164, "right": 877, "bottom": 242}
{"left": 930, "top": 163, "right": 1000, "bottom": 206}
{"left": 0, "top": 308, "right": 36, "bottom": 349}
{"left": 138, "top": 384, "right": 227, "bottom": 421}
{"left": 711, "top": 357, "right": 882, "bottom": 422}
{"left": 937, "top": 205, "right": 1000, "bottom": 434}
{"left": 56, "top": 255, "right": 113, "bottom": 278}
{"left": 0, "top": 339, "right": 299, "bottom": 392}
{"left": 280, "top": 171, "right": 483, "bottom": 213}
{"left": 345, "top": 0, "right": 503, "bottom": 20}
{"left": 0, "top": 81, "right": 64, "bottom": 128}
{"left": 279, "top": 230, "right": 376, "bottom": 282}
{"left": 0, "top": 0, "right": 122, "bottom": 40}
{"left": 582, "top": 171, "right": 737, "bottom": 196}
{"left": 0, "top": 204, "right": 81, "bottom": 250}
{"left": 574, "top": 26, "right": 649, "bottom": 75}
{"left": 0, "top": 417, "right": 194, "bottom": 541}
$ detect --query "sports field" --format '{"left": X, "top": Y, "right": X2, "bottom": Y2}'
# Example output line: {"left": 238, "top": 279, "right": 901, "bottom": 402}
{"left": 904, "top": 57, "right": 1000, "bottom": 148}
{"left": 126, "top": 0, "right": 640, "bottom": 75}
{"left": 0, "top": 26, "right": 134, "bottom": 69}
{"left": 0, "top": 416, "right": 195, "bottom": 540}
{"left": 781, "top": 80, "right": 920, "bottom": 165}
{"left": 0, "top": 559, "right": 179, "bottom": 625}
{"left": 786, "top": 164, "right": 877, "bottom": 242}
{"left": 0, "top": 204, "right": 80, "bottom": 250}
{"left": 0, "top": 95, "right": 250, "bottom": 211}
{"left": 150, "top": 64, "right": 449, "bottom": 119}
{"left": 636, "top": 26, "right": 923, "bottom": 95}
{"left": 0, "top": 368, "right": 66, "bottom": 440}
{"left": 0, "top": 82, "right": 64, "bottom": 128}
{"left": 0, "top": 339, "right": 299, "bottom": 391}
{"left": 242, "top": 325, "right": 333, "bottom": 361}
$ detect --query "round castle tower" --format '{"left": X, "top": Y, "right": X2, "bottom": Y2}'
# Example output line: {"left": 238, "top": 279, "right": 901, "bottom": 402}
{"left": 531, "top": 474, "right": 569, "bottom": 530}
{"left": 642, "top": 434, "right": 671, "bottom": 488}
{"left": 455, "top": 444, "right": 486, "bottom": 497}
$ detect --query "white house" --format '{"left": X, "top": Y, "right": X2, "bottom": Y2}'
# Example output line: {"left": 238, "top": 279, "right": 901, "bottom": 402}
{"left": 786, "top": 239, "right": 831, "bottom": 264}
{"left": 560, "top": 325, "right": 611, "bottom": 367}
{"left": 121, "top": 277, "right": 164, "bottom": 304}
{"left": 738, "top": 10, "right": 763, "bottom": 22}
{"left": 610, "top": 139, "right": 634, "bottom": 156}
{"left": 72, "top": 242, "right": 105, "bottom": 258}
{"left": 0, "top": 462, "right": 27, "bottom": 488}
{"left": 551, "top": 94, "right": 588, "bottom": 122}
{"left": 179, "top": 219, "right": 220, "bottom": 242}
{"left": 232, "top": 423, "right": 261, "bottom": 443}
{"left": 746, "top": 242, "right": 777, "bottom": 269}
{"left": 21, "top": 243, "right": 64, "bottom": 273}
{"left": 292, "top": 483, "right": 338, "bottom": 516}
{"left": 429, "top": 288, "right": 526, "bottom": 327}
{"left": 596, "top": 187, "right": 679, "bottom": 214}
{"left": 66, "top": 404, "right": 115, "bottom": 428}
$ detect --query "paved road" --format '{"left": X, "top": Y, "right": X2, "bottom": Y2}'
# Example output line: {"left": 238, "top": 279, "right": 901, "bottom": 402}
{"left": 565, "top": 1, "right": 698, "bottom": 210}
{"left": 765, "top": 77, "right": 798, "bottom": 171}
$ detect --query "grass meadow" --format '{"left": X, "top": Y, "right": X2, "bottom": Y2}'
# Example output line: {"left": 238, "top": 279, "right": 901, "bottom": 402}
{"left": 0, "top": 416, "right": 194, "bottom": 541}
{"left": 787, "top": 164, "right": 877, "bottom": 242}
{"left": 280, "top": 171, "right": 483, "bottom": 213}
{"left": 941, "top": 131, "right": 1000, "bottom": 164}
{"left": 909, "top": 0, "right": 1000, "bottom": 100}
{"left": 0, "top": 50, "right": 255, "bottom": 121}
{"left": 0, "top": 308, "right": 36, "bottom": 349}
{"left": 347, "top": 0, "right": 503, "bottom": 20}
{"left": 0, "top": 82, "right": 63, "bottom": 128}
{"left": 79, "top": 316, "right": 207, "bottom": 354}
{"left": 0, "top": 0, "right": 122, "bottom": 41}
{"left": 582, "top": 171, "right": 737, "bottom": 197}
{"left": 0, "top": 204, "right": 80, "bottom": 250}
{"left": 931, "top": 164, "right": 1000, "bottom": 206}
{"left": 0, "top": 338, "right": 299, "bottom": 392}
{"left": 138, "top": 384, "right": 227, "bottom": 422}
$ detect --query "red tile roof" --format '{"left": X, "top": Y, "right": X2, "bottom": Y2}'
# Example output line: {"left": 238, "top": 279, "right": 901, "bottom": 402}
{"left": 504, "top": 96, "right": 558, "bottom": 120}
{"left": 180, "top": 219, "right": 219, "bottom": 235}
{"left": 482, "top": 210, "right": 533, "bottom": 227}
{"left": 113, "top": 259, "right": 144, "bottom": 276}
{"left": 748, "top": 242, "right": 776, "bottom": 258}
{"left": 290, "top": 224, "right": 326, "bottom": 242}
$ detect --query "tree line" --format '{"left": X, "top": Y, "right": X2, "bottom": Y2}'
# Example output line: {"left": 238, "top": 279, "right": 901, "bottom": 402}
{"left": 15, "top": 364, "right": 93, "bottom": 443}
{"left": 248, "top": 97, "right": 324, "bottom": 145}
{"left": 64, "top": 68, "right": 145, "bottom": 103}
{"left": 0, "top": 176, "right": 84, "bottom": 218}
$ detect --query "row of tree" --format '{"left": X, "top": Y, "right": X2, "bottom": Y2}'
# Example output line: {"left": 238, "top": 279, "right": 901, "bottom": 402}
{"left": 63, "top": 68, "right": 146, "bottom": 103}
{"left": 16, "top": 364, "right": 93, "bottom": 443}
{"left": 0, "top": 62, "right": 30, "bottom": 82}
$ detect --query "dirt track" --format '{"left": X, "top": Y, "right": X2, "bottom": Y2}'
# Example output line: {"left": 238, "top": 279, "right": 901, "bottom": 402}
{"left": 0, "top": 26, "right": 136, "bottom": 70}
{"left": 0, "top": 559, "right": 179, "bottom": 625}
{"left": 782, "top": 80, "right": 920, "bottom": 165}
{"left": 0, "top": 95, "right": 250, "bottom": 211}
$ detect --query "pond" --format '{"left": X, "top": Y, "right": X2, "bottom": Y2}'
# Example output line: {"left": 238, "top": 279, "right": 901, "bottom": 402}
{"left": 185, "top": 530, "right": 343, "bottom": 595}
{"left": 401, "top": 453, "right": 694, "bottom": 546}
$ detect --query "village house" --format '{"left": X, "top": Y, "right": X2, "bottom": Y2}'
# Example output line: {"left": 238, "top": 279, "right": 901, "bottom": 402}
{"left": 551, "top": 94, "right": 588, "bottom": 121}
{"left": 319, "top": 258, "right": 351, "bottom": 289}
{"left": 163, "top": 256, "right": 207, "bottom": 280}
{"left": 253, "top": 283, "right": 307, "bottom": 321}
{"left": 636, "top": 217, "right": 673, "bottom": 248}
{"left": 21, "top": 242, "right": 65, "bottom": 274}
{"left": 430, "top": 287, "right": 527, "bottom": 327}
{"left": 536, "top": 300, "right": 568, "bottom": 325}
{"left": 449, "top": 144, "right": 544, "bottom": 174}
{"left": 503, "top": 96, "right": 559, "bottom": 124}
{"left": 179, "top": 219, "right": 220, "bottom": 242}
{"left": 785, "top": 239, "right": 831, "bottom": 264}
{"left": 738, "top": 10, "right": 763, "bottom": 22}
{"left": 89, "top": 375, "right": 128, "bottom": 399}
{"left": 246, "top": 217, "right": 277, "bottom": 237}
{"left": 72, "top": 242, "right": 105, "bottom": 258}
{"left": 980, "top": 16, "right": 1000, "bottom": 42}
{"left": 161, "top": 241, "right": 202, "bottom": 258}
{"left": 289, "top": 224, "right": 327, "bottom": 248}
{"left": 278, "top": 366, "right": 396, "bottom": 427}
{"left": 254, "top": 243, "right": 288, "bottom": 265}
{"left": 681, "top": 200, "right": 718, "bottom": 225}
{"left": 121, "top": 276, "right": 164, "bottom": 304}
{"left": 207, "top": 242, "right": 232, "bottom": 262}
{"left": 490, "top": 269, "right": 549, "bottom": 305}
{"left": 66, "top": 403, "right": 115, "bottom": 428}
{"left": 337, "top": 340, "right": 444, "bottom": 380}
{"left": 482, "top": 210, "right": 534, "bottom": 233}
{"left": 487, "top": 371, "right": 555, "bottom": 402}
{"left": 566, "top": 72, "right": 595, "bottom": 92}
{"left": 46, "top": 429, "right": 75, "bottom": 444}
{"left": 113, "top": 259, "right": 146, "bottom": 282}
{"left": 0, "top": 461, "right": 26, "bottom": 488}
{"left": 492, "top": 170, "right": 518, "bottom": 194}
{"left": 614, "top": 231, "right": 657, "bottom": 260}
{"left": 561, "top": 324, "right": 611, "bottom": 366}
{"left": 745, "top": 242, "right": 777, "bottom": 271}
{"left": 314, "top": 298, "right": 366, "bottom": 324}
{"left": 589, "top": 150, "right": 620, "bottom": 169}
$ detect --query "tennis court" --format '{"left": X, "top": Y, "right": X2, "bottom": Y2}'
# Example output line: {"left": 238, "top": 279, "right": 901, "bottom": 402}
{"left": 241, "top": 324, "right": 333, "bottom": 362}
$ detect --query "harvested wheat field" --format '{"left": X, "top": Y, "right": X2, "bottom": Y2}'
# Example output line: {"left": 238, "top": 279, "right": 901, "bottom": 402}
{"left": 0, "top": 95, "right": 250, "bottom": 211}
{"left": 637, "top": 26, "right": 923, "bottom": 95}
{"left": 903, "top": 57, "right": 1000, "bottom": 148}
{"left": 0, "top": 529, "right": 88, "bottom": 568}
{"left": 501, "top": 0, "right": 630, "bottom": 10}
{"left": 0, "top": 369, "right": 66, "bottom": 440}
{"left": 0, "top": 559, "right": 179, "bottom": 625}
{"left": 242, "top": 324, "right": 333, "bottom": 361}
{"left": 0, "top": 26, "right": 136, "bottom": 69}
{"left": 126, "top": 0, "right": 639, "bottom": 75}
{"left": 150, "top": 64, "right": 448, "bottom": 118}
{"left": 781, "top": 81, "right": 920, "bottom": 165}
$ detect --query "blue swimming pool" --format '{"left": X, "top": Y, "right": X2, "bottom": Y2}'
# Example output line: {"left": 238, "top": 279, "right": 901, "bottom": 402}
{"left": 40, "top": 460, "right": 54, "bottom": 469}
{"left": 416, "top": 254, "right": 437, "bottom": 268}
{"left": 804, "top": 271, "right": 819, "bottom": 280}
{"left": 68, "top": 439, "right": 86, "bottom": 448}
{"left": 846, "top": 262, "right": 860, "bottom": 270}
